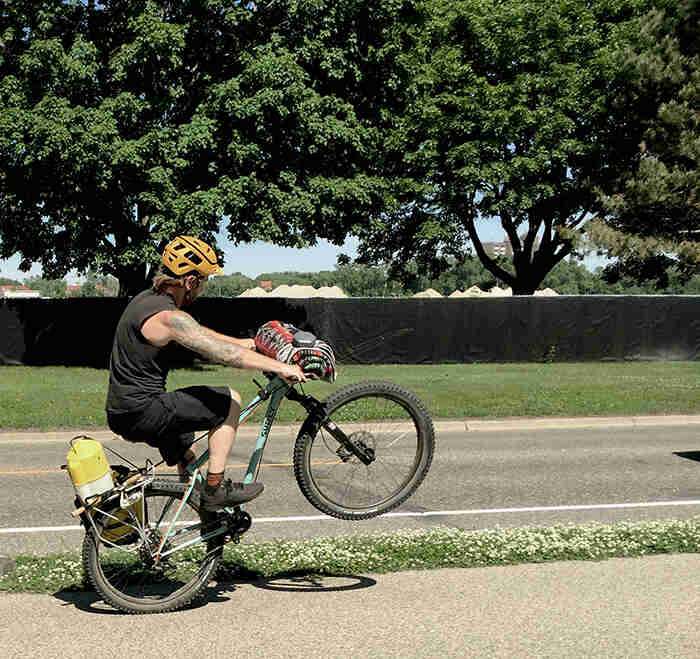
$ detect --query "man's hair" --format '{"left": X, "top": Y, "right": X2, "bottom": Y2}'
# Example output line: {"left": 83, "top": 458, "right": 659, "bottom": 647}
{"left": 152, "top": 265, "right": 197, "bottom": 292}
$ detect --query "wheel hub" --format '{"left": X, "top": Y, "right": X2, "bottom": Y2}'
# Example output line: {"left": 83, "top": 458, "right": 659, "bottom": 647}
{"left": 336, "top": 431, "right": 376, "bottom": 463}
{"left": 138, "top": 528, "right": 168, "bottom": 567}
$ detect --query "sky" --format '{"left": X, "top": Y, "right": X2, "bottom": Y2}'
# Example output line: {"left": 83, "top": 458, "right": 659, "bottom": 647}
{"left": 0, "top": 235, "right": 365, "bottom": 283}
{"left": 0, "top": 223, "right": 607, "bottom": 283}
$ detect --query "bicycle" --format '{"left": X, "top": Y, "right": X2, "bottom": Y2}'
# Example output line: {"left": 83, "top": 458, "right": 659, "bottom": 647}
{"left": 69, "top": 374, "right": 435, "bottom": 614}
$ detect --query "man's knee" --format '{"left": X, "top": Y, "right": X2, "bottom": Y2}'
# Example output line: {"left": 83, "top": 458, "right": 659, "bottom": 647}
{"left": 226, "top": 388, "right": 242, "bottom": 421}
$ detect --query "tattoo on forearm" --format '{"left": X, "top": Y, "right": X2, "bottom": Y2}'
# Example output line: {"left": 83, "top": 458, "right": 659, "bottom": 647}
{"left": 168, "top": 312, "right": 245, "bottom": 368}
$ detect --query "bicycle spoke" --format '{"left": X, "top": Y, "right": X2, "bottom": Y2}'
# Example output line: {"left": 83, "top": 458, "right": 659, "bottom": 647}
{"left": 84, "top": 484, "right": 223, "bottom": 612}
{"left": 294, "top": 381, "right": 435, "bottom": 519}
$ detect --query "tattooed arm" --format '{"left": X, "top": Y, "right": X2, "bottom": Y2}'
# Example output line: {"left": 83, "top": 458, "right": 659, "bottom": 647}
{"left": 200, "top": 327, "right": 256, "bottom": 352}
{"left": 141, "top": 310, "right": 306, "bottom": 381}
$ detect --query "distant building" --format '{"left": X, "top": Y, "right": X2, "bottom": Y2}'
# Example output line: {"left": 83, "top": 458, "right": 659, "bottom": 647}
{"left": 482, "top": 241, "right": 513, "bottom": 258}
{"left": 67, "top": 285, "right": 82, "bottom": 296}
{"left": 258, "top": 280, "right": 273, "bottom": 290}
{"left": 0, "top": 285, "right": 40, "bottom": 298}
{"left": 482, "top": 234, "right": 540, "bottom": 259}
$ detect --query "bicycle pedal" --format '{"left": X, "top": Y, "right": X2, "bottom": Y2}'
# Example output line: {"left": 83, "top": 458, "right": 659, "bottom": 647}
{"left": 226, "top": 510, "right": 252, "bottom": 541}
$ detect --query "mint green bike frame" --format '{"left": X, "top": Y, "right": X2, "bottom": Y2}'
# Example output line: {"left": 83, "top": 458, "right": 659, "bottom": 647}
{"left": 185, "top": 375, "right": 291, "bottom": 485}
{"left": 152, "top": 375, "right": 292, "bottom": 556}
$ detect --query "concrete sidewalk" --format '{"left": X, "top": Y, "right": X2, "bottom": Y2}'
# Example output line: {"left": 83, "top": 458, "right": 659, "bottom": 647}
{"left": 1, "top": 413, "right": 699, "bottom": 443}
{"left": 1, "top": 553, "right": 698, "bottom": 658}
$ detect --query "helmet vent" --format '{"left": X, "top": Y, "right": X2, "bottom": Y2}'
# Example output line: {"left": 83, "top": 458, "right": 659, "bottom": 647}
{"left": 183, "top": 250, "right": 203, "bottom": 266}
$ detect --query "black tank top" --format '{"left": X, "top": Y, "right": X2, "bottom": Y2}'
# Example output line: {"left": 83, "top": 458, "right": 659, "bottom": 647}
{"left": 106, "top": 289, "right": 178, "bottom": 414}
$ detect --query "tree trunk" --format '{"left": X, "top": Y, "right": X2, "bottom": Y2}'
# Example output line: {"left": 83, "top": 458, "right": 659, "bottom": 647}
{"left": 511, "top": 281, "right": 538, "bottom": 295}
{"left": 117, "top": 266, "right": 151, "bottom": 297}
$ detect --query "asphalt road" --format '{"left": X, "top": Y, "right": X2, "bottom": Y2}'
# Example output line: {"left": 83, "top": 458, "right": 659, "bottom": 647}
{"left": 2, "top": 418, "right": 700, "bottom": 556}
{"left": 2, "top": 418, "right": 700, "bottom": 657}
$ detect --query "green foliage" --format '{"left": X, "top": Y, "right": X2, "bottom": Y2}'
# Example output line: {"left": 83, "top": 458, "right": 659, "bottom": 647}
{"left": 254, "top": 271, "right": 327, "bottom": 288}
{"left": 1, "top": 362, "right": 699, "bottom": 429}
{"left": 1, "top": 0, "right": 695, "bottom": 298}
{"left": 7, "top": 259, "right": 700, "bottom": 298}
{"left": 5, "top": 521, "right": 700, "bottom": 592}
{"left": 0, "top": 0, "right": 423, "bottom": 295}
{"left": 402, "top": 257, "right": 500, "bottom": 295}
{"left": 21, "top": 271, "right": 119, "bottom": 297}
{"left": 24, "top": 276, "right": 68, "bottom": 298}
{"left": 591, "top": 0, "right": 700, "bottom": 283}
{"left": 203, "top": 273, "right": 254, "bottom": 298}
{"left": 332, "top": 263, "right": 399, "bottom": 297}
{"left": 251, "top": 265, "right": 399, "bottom": 297}
{"left": 379, "top": 255, "right": 700, "bottom": 296}
{"left": 353, "top": 0, "right": 665, "bottom": 294}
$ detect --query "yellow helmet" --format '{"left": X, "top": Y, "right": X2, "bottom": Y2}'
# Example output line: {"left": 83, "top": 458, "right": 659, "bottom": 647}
{"left": 162, "top": 235, "right": 222, "bottom": 277}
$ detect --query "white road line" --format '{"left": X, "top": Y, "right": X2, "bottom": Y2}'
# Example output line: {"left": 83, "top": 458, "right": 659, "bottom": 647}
{"left": 3, "top": 499, "right": 700, "bottom": 534}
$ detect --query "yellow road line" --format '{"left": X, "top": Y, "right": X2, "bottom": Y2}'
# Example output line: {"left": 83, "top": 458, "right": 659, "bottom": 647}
{"left": 0, "top": 469, "right": 67, "bottom": 476}
{"left": 0, "top": 460, "right": 340, "bottom": 476}
{"left": 0, "top": 462, "right": 277, "bottom": 476}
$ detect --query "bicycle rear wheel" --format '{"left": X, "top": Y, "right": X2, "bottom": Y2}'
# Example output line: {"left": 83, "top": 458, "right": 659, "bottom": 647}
{"left": 82, "top": 479, "right": 224, "bottom": 614}
{"left": 293, "top": 381, "right": 435, "bottom": 520}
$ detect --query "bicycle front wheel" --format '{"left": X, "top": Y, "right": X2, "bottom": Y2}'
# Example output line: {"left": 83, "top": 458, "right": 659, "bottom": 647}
{"left": 82, "top": 479, "right": 224, "bottom": 614}
{"left": 293, "top": 381, "right": 435, "bottom": 520}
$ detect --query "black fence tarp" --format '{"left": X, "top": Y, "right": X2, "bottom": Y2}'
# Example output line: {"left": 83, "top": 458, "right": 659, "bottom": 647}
{"left": 0, "top": 296, "right": 698, "bottom": 367}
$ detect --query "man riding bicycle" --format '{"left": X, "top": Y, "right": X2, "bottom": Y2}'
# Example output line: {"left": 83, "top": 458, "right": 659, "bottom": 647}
{"left": 105, "top": 235, "right": 307, "bottom": 511}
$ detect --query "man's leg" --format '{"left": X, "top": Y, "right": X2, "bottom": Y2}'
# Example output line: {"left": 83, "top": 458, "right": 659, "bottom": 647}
{"left": 207, "top": 387, "right": 241, "bottom": 474}
{"left": 162, "top": 385, "right": 263, "bottom": 509}
{"left": 177, "top": 448, "right": 197, "bottom": 480}
{"left": 200, "top": 388, "right": 263, "bottom": 509}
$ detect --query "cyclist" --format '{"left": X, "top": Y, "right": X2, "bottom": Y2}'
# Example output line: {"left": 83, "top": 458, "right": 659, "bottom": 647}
{"left": 105, "top": 235, "right": 307, "bottom": 510}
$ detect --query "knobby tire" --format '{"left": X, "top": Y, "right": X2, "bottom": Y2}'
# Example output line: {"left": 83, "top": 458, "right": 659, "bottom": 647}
{"left": 293, "top": 381, "right": 435, "bottom": 520}
{"left": 82, "top": 479, "right": 224, "bottom": 614}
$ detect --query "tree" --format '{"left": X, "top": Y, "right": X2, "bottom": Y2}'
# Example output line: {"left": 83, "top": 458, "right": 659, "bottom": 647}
{"left": 0, "top": 0, "right": 424, "bottom": 295}
{"left": 255, "top": 272, "right": 317, "bottom": 288}
{"left": 350, "top": 0, "right": 663, "bottom": 294}
{"left": 24, "top": 275, "right": 67, "bottom": 297}
{"left": 538, "top": 259, "right": 606, "bottom": 295}
{"left": 333, "top": 263, "right": 398, "bottom": 297}
{"left": 587, "top": 0, "right": 700, "bottom": 285}
{"left": 203, "top": 273, "right": 253, "bottom": 297}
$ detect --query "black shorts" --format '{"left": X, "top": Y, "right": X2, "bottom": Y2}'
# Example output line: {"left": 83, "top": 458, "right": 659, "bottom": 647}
{"left": 106, "top": 386, "right": 232, "bottom": 466}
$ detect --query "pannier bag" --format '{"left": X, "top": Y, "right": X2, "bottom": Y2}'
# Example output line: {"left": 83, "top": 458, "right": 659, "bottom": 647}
{"left": 66, "top": 437, "right": 142, "bottom": 544}
{"left": 97, "top": 498, "right": 143, "bottom": 545}
{"left": 66, "top": 437, "right": 114, "bottom": 501}
{"left": 254, "top": 321, "right": 336, "bottom": 382}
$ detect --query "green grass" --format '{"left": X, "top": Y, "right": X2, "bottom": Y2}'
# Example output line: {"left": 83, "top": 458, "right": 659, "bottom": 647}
{"left": 2, "top": 519, "right": 699, "bottom": 593}
{"left": 1, "top": 362, "right": 698, "bottom": 592}
{"left": 0, "top": 362, "right": 698, "bottom": 430}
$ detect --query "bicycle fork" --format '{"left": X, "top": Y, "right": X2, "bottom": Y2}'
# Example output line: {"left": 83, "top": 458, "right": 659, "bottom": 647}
{"left": 285, "top": 388, "right": 376, "bottom": 465}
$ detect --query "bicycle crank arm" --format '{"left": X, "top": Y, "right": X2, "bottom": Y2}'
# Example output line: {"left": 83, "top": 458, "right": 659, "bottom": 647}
{"left": 200, "top": 509, "right": 252, "bottom": 545}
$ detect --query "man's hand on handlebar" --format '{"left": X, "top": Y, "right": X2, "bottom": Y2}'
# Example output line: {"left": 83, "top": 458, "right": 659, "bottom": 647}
{"left": 278, "top": 362, "right": 308, "bottom": 384}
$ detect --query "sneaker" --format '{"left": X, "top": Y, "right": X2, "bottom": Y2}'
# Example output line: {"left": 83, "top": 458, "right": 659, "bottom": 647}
{"left": 201, "top": 479, "right": 264, "bottom": 510}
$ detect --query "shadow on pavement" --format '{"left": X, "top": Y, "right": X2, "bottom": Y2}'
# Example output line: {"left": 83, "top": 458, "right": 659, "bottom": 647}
{"left": 249, "top": 572, "right": 377, "bottom": 594}
{"left": 52, "top": 565, "right": 376, "bottom": 615}
{"left": 52, "top": 587, "right": 223, "bottom": 615}
{"left": 674, "top": 451, "right": 700, "bottom": 463}
{"left": 214, "top": 562, "right": 377, "bottom": 595}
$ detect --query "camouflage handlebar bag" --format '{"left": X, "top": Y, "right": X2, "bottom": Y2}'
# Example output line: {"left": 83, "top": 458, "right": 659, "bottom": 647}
{"left": 254, "top": 321, "right": 336, "bottom": 382}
